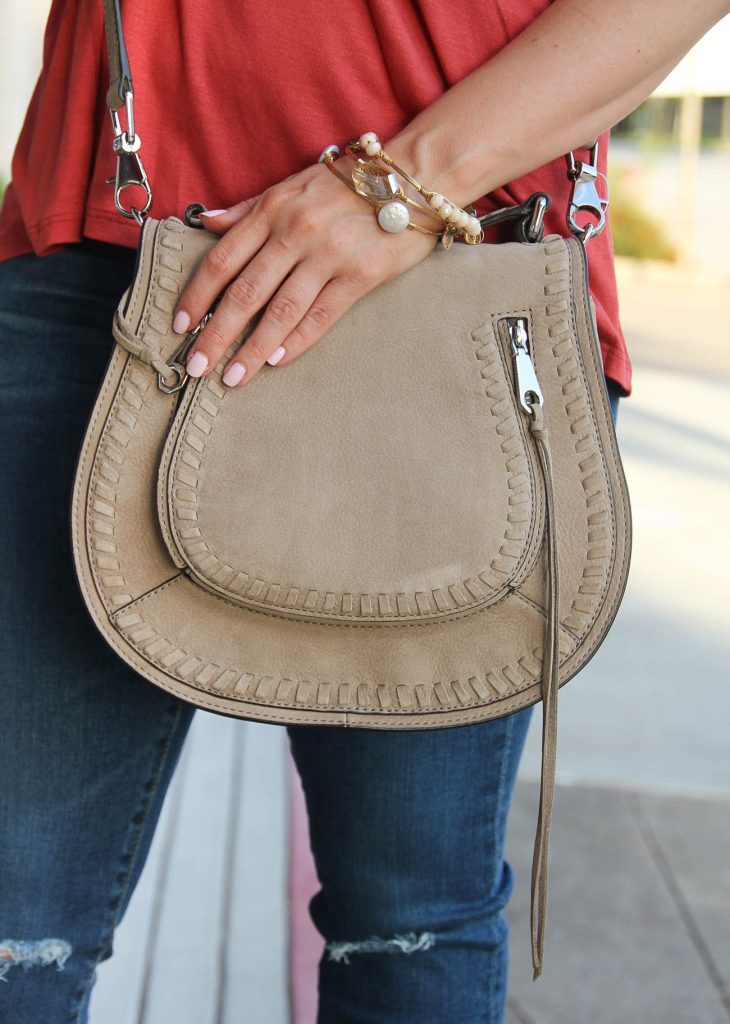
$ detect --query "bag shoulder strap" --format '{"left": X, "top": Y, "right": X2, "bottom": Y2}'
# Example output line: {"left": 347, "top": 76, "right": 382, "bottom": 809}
{"left": 103, "top": 0, "right": 132, "bottom": 112}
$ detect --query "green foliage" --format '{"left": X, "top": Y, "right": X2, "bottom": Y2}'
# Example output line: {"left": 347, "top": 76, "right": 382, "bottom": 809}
{"left": 608, "top": 166, "right": 677, "bottom": 262}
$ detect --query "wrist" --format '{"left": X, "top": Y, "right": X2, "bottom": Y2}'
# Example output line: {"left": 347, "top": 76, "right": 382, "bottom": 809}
{"left": 347, "top": 132, "right": 483, "bottom": 243}
{"left": 381, "top": 125, "right": 491, "bottom": 211}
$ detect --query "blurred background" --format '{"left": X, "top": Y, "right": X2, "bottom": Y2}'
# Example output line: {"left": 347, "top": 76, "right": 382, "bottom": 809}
{"left": 1, "top": 5, "right": 728, "bottom": 1023}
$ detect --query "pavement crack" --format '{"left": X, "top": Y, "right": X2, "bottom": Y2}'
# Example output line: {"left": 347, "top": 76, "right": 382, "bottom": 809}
{"left": 626, "top": 791, "right": 730, "bottom": 1021}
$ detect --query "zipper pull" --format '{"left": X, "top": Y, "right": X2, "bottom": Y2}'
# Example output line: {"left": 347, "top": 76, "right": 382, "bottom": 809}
{"left": 506, "top": 317, "right": 544, "bottom": 416}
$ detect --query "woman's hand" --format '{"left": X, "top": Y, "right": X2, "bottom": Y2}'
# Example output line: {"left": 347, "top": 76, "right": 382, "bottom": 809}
{"left": 171, "top": 161, "right": 437, "bottom": 388}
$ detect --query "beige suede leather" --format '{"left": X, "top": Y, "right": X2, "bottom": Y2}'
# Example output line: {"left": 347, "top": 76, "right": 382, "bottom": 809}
{"left": 71, "top": 215, "right": 631, "bottom": 977}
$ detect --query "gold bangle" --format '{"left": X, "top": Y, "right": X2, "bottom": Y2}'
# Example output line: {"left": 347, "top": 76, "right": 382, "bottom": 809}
{"left": 347, "top": 133, "right": 484, "bottom": 246}
{"left": 320, "top": 147, "right": 442, "bottom": 238}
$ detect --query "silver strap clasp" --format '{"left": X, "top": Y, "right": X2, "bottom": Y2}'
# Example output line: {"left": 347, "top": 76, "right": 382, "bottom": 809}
{"left": 566, "top": 142, "right": 609, "bottom": 243}
{"left": 104, "top": 88, "right": 152, "bottom": 225}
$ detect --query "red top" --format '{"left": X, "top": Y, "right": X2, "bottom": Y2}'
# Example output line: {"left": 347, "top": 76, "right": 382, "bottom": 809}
{"left": 0, "top": 0, "right": 632, "bottom": 394}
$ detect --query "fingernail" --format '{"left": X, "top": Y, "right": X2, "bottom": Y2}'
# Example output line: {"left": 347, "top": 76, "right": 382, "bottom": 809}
{"left": 186, "top": 351, "right": 209, "bottom": 377}
{"left": 200, "top": 209, "right": 228, "bottom": 218}
{"left": 173, "top": 310, "right": 191, "bottom": 334}
{"left": 222, "top": 362, "right": 246, "bottom": 387}
{"left": 267, "top": 346, "right": 286, "bottom": 366}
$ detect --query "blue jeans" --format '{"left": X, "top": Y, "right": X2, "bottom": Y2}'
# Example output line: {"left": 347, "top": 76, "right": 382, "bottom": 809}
{"left": 0, "top": 239, "right": 621, "bottom": 1024}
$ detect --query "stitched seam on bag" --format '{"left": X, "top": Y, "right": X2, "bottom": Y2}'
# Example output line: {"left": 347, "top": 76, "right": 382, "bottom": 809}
{"left": 559, "top": 240, "right": 619, "bottom": 637}
{"left": 512, "top": 589, "right": 580, "bottom": 647}
{"left": 529, "top": 235, "right": 629, "bottom": 684}
{"left": 117, "top": 566, "right": 515, "bottom": 627}
{"left": 84, "top": 356, "right": 148, "bottom": 613}
{"left": 134, "top": 219, "right": 188, "bottom": 366}
{"left": 74, "top": 352, "right": 131, "bottom": 607}
{"left": 559, "top": 239, "right": 630, "bottom": 659}
{"left": 156, "top": 399, "right": 186, "bottom": 561}
{"left": 110, "top": 573, "right": 183, "bottom": 613}
{"left": 127, "top": 219, "right": 156, "bottom": 335}
{"left": 165, "top": 318, "right": 540, "bottom": 622}
{"left": 110, "top": 573, "right": 550, "bottom": 714}
{"left": 115, "top": 619, "right": 546, "bottom": 717}
{"left": 156, "top": 379, "right": 198, "bottom": 566}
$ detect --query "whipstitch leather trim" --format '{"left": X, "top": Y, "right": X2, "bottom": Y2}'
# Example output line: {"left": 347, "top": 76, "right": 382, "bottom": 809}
{"left": 538, "top": 237, "right": 614, "bottom": 638}
{"left": 110, "top": 576, "right": 567, "bottom": 714}
{"left": 86, "top": 362, "right": 153, "bottom": 614}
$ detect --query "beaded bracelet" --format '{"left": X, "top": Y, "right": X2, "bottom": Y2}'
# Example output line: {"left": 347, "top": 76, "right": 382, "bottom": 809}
{"left": 319, "top": 132, "right": 484, "bottom": 248}
{"left": 320, "top": 146, "right": 442, "bottom": 240}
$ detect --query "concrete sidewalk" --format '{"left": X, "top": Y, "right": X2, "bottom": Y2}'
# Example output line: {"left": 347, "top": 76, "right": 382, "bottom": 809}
{"left": 505, "top": 781, "right": 730, "bottom": 1023}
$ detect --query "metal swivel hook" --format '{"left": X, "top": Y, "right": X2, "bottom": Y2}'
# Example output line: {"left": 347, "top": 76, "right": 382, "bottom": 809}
{"left": 566, "top": 142, "right": 609, "bottom": 242}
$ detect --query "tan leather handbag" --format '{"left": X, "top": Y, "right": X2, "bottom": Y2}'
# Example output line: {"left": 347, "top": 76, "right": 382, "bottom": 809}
{"left": 73, "top": 0, "right": 631, "bottom": 980}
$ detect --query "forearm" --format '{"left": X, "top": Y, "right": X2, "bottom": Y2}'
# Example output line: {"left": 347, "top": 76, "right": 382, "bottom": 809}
{"left": 385, "top": 0, "right": 730, "bottom": 205}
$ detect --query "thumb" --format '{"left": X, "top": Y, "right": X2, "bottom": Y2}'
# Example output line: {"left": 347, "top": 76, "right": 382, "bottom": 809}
{"left": 198, "top": 195, "right": 261, "bottom": 232}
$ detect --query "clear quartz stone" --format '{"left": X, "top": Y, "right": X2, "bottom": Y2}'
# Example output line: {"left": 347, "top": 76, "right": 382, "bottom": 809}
{"left": 351, "top": 163, "right": 399, "bottom": 201}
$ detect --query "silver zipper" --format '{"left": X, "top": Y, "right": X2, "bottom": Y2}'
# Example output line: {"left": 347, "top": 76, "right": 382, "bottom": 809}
{"left": 505, "top": 317, "right": 544, "bottom": 416}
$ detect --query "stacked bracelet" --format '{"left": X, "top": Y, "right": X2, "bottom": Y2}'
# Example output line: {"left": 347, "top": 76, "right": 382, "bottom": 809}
{"left": 319, "top": 132, "right": 484, "bottom": 248}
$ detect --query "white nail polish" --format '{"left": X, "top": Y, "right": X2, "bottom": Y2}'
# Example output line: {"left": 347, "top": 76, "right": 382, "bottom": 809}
{"left": 186, "top": 351, "right": 208, "bottom": 378}
{"left": 173, "top": 310, "right": 191, "bottom": 334}
{"left": 267, "top": 346, "right": 286, "bottom": 366}
{"left": 222, "top": 362, "right": 246, "bottom": 387}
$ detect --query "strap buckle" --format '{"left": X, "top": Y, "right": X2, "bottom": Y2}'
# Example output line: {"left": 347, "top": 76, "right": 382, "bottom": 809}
{"left": 565, "top": 142, "right": 609, "bottom": 243}
{"left": 104, "top": 89, "right": 152, "bottom": 225}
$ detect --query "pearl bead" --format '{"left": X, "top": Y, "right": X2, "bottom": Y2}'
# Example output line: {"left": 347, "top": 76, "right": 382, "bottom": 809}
{"left": 429, "top": 193, "right": 445, "bottom": 211}
{"left": 365, "top": 140, "right": 381, "bottom": 157}
{"left": 359, "top": 132, "right": 379, "bottom": 149}
{"left": 439, "top": 202, "right": 452, "bottom": 220}
{"left": 466, "top": 216, "right": 482, "bottom": 236}
{"left": 457, "top": 210, "right": 470, "bottom": 229}
{"left": 447, "top": 206, "right": 463, "bottom": 224}
{"left": 377, "top": 201, "right": 410, "bottom": 233}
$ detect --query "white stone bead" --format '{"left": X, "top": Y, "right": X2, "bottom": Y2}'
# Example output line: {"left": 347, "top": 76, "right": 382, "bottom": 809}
{"left": 377, "top": 201, "right": 410, "bottom": 233}
{"left": 439, "top": 202, "right": 452, "bottom": 220}
{"left": 456, "top": 210, "right": 470, "bottom": 229}
{"left": 359, "top": 132, "right": 379, "bottom": 149}
{"left": 365, "top": 140, "right": 381, "bottom": 157}
{"left": 429, "top": 193, "right": 445, "bottom": 211}
{"left": 466, "top": 215, "right": 482, "bottom": 236}
{"left": 447, "top": 206, "right": 463, "bottom": 224}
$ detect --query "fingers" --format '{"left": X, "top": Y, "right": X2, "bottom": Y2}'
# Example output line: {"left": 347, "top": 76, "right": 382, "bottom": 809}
{"left": 181, "top": 239, "right": 300, "bottom": 381}
{"left": 173, "top": 200, "right": 269, "bottom": 336}
{"left": 219, "top": 268, "right": 364, "bottom": 387}
{"left": 197, "top": 194, "right": 261, "bottom": 234}
{"left": 170, "top": 162, "right": 438, "bottom": 391}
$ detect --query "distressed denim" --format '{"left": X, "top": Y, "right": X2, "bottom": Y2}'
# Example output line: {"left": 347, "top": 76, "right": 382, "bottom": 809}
{"left": 0, "top": 239, "right": 621, "bottom": 1024}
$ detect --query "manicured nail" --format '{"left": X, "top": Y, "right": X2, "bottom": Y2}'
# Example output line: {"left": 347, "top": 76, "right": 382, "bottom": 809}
{"left": 186, "top": 351, "right": 209, "bottom": 378}
{"left": 267, "top": 346, "right": 286, "bottom": 366}
{"left": 200, "top": 209, "right": 228, "bottom": 218}
{"left": 173, "top": 310, "right": 190, "bottom": 334}
{"left": 222, "top": 362, "right": 246, "bottom": 387}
